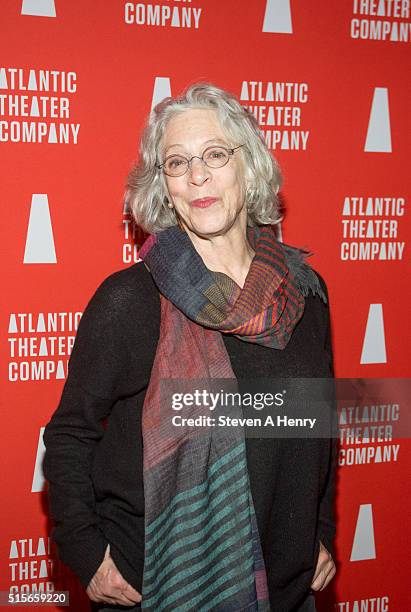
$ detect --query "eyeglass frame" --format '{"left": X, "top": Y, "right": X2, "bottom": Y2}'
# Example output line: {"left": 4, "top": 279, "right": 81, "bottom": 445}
{"left": 156, "top": 144, "right": 245, "bottom": 177}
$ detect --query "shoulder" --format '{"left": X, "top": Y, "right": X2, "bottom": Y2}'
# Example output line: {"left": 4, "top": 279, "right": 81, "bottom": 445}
{"left": 76, "top": 263, "right": 160, "bottom": 340}
{"left": 279, "top": 241, "right": 328, "bottom": 304}
{"left": 313, "top": 270, "right": 329, "bottom": 302}
{"left": 74, "top": 263, "right": 160, "bottom": 355}
{"left": 88, "top": 262, "right": 159, "bottom": 314}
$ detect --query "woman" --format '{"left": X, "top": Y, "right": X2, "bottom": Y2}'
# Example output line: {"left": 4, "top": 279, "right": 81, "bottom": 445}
{"left": 44, "top": 83, "right": 336, "bottom": 612}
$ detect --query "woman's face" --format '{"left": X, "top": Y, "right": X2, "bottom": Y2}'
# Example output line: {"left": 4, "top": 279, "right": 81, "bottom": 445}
{"left": 161, "top": 108, "right": 247, "bottom": 240}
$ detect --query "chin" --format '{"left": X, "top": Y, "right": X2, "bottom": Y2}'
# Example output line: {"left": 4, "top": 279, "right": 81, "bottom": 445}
{"left": 191, "top": 215, "right": 231, "bottom": 234}
{"left": 190, "top": 226, "right": 226, "bottom": 238}
{"left": 186, "top": 216, "right": 227, "bottom": 237}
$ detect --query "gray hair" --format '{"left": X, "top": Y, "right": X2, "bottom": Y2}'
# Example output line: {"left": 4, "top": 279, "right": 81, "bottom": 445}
{"left": 126, "top": 82, "right": 282, "bottom": 233}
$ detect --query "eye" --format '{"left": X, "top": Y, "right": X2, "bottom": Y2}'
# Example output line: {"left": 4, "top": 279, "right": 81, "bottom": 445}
{"left": 204, "top": 147, "right": 228, "bottom": 160}
{"left": 166, "top": 156, "right": 186, "bottom": 170}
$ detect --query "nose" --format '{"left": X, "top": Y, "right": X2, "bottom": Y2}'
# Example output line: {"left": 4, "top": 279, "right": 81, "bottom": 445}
{"left": 188, "top": 156, "right": 210, "bottom": 185}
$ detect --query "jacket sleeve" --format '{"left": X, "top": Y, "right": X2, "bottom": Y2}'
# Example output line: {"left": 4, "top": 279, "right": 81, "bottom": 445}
{"left": 43, "top": 380, "right": 113, "bottom": 588}
{"left": 316, "top": 276, "right": 337, "bottom": 559}
{"left": 43, "top": 271, "right": 151, "bottom": 588}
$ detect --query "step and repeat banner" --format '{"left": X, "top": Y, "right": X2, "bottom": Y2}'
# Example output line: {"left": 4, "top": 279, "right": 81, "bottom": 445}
{"left": 1, "top": 1, "right": 410, "bottom": 610}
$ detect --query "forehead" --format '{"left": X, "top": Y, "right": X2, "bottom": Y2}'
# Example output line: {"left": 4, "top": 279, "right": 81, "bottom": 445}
{"left": 163, "top": 108, "right": 227, "bottom": 150}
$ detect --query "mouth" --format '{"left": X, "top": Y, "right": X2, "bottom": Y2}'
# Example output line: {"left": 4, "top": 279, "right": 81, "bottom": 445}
{"left": 190, "top": 197, "right": 219, "bottom": 209}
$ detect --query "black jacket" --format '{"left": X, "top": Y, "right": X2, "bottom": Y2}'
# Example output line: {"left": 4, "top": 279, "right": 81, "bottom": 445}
{"left": 43, "top": 262, "right": 336, "bottom": 612}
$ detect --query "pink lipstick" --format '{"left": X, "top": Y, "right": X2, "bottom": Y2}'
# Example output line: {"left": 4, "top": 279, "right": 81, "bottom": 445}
{"left": 191, "top": 197, "right": 218, "bottom": 208}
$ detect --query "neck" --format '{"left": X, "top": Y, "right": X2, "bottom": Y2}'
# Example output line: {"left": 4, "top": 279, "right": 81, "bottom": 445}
{"left": 187, "top": 225, "right": 255, "bottom": 289}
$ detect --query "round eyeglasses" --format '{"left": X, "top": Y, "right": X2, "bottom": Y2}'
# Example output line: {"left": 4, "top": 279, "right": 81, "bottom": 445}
{"left": 156, "top": 145, "right": 245, "bottom": 177}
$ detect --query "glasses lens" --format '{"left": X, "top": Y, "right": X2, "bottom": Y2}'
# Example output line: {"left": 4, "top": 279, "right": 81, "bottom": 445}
{"left": 203, "top": 147, "right": 230, "bottom": 168}
{"left": 164, "top": 155, "right": 188, "bottom": 176}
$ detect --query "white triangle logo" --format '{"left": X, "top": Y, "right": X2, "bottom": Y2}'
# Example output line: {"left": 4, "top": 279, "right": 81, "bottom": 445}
{"left": 350, "top": 503, "right": 376, "bottom": 561}
{"left": 8, "top": 314, "right": 18, "bottom": 333}
{"left": 9, "top": 541, "right": 19, "bottom": 559}
{"left": 262, "top": 0, "right": 293, "bottom": 33}
{"left": 360, "top": 304, "right": 387, "bottom": 364}
{"left": 31, "top": 427, "right": 47, "bottom": 492}
{"left": 240, "top": 81, "right": 249, "bottom": 101}
{"left": 23, "top": 194, "right": 57, "bottom": 264}
{"left": 342, "top": 197, "right": 351, "bottom": 215}
{"left": 364, "top": 88, "right": 392, "bottom": 153}
{"left": 21, "top": 0, "right": 56, "bottom": 17}
{"left": 151, "top": 77, "right": 171, "bottom": 111}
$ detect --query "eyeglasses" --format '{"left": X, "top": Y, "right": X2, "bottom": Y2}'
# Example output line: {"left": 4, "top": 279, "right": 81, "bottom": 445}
{"left": 156, "top": 145, "right": 245, "bottom": 177}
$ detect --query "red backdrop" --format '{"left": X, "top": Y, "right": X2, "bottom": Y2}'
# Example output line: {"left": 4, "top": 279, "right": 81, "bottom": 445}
{"left": 1, "top": 1, "right": 410, "bottom": 610}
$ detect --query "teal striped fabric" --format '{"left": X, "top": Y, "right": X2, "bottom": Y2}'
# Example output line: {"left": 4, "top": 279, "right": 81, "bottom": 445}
{"left": 140, "top": 297, "right": 271, "bottom": 610}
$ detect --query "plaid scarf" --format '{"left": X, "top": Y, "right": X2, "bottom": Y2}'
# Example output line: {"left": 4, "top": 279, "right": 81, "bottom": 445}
{"left": 139, "top": 225, "right": 325, "bottom": 611}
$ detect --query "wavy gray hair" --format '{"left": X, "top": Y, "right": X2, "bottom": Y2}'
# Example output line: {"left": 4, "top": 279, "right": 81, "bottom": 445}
{"left": 126, "top": 82, "right": 282, "bottom": 233}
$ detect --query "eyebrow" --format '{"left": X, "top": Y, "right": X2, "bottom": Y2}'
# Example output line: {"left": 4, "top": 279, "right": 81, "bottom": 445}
{"left": 164, "top": 138, "right": 229, "bottom": 156}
